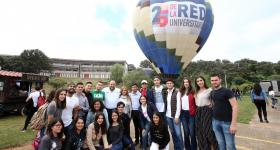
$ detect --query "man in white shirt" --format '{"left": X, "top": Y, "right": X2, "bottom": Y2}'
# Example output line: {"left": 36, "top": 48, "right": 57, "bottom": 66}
{"left": 164, "top": 79, "right": 183, "bottom": 150}
{"left": 21, "top": 86, "right": 43, "bottom": 132}
{"left": 129, "top": 83, "right": 142, "bottom": 145}
{"left": 151, "top": 76, "right": 167, "bottom": 120}
{"left": 62, "top": 82, "right": 79, "bottom": 135}
{"left": 102, "top": 80, "right": 120, "bottom": 123}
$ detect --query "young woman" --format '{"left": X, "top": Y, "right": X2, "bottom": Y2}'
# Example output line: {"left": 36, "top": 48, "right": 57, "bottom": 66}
{"left": 139, "top": 95, "right": 158, "bottom": 150}
{"left": 195, "top": 76, "right": 218, "bottom": 150}
{"left": 150, "top": 112, "right": 170, "bottom": 150}
{"left": 119, "top": 86, "right": 132, "bottom": 118}
{"left": 38, "top": 118, "right": 64, "bottom": 150}
{"left": 64, "top": 117, "right": 87, "bottom": 150}
{"left": 86, "top": 113, "right": 110, "bottom": 150}
{"left": 117, "top": 101, "right": 135, "bottom": 150}
{"left": 107, "top": 110, "right": 124, "bottom": 150}
{"left": 179, "top": 77, "right": 197, "bottom": 150}
{"left": 47, "top": 89, "right": 67, "bottom": 123}
{"left": 86, "top": 100, "right": 109, "bottom": 128}
{"left": 251, "top": 83, "right": 269, "bottom": 123}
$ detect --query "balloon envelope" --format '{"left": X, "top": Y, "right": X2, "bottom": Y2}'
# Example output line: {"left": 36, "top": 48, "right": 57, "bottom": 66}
{"left": 133, "top": 0, "right": 214, "bottom": 77}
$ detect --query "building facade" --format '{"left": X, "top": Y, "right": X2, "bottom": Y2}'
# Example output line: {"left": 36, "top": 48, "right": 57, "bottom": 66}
{"left": 41, "top": 58, "right": 128, "bottom": 79}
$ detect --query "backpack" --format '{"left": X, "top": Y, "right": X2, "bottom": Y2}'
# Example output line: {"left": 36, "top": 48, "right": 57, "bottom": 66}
{"left": 30, "top": 103, "right": 49, "bottom": 130}
{"left": 37, "top": 92, "right": 46, "bottom": 108}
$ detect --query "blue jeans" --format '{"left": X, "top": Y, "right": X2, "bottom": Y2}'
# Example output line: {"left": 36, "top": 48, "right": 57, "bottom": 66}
{"left": 166, "top": 117, "right": 183, "bottom": 150}
{"left": 212, "top": 119, "right": 236, "bottom": 150}
{"left": 122, "top": 135, "right": 135, "bottom": 150}
{"left": 142, "top": 119, "right": 151, "bottom": 150}
{"left": 180, "top": 110, "right": 197, "bottom": 150}
{"left": 111, "top": 142, "right": 123, "bottom": 150}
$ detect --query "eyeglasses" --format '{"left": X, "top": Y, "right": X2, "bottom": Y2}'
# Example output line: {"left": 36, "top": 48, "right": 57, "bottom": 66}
{"left": 54, "top": 124, "right": 62, "bottom": 127}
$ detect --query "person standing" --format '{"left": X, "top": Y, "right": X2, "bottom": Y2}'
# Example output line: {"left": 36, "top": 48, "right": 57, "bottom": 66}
{"left": 92, "top": 81, "right": 105, "bottom": 102}
{"left": 178, "top": 77, "right": 197, "bottom": 150}
{"left": 210, "top": 74, "right": 238, "bottom": 150}
{"left": 151, "top": 76, "right": 167, "bottom": 120}
{"left": 164, "top": 79, "right": 183, "bottom": 150}
{"left": 83, "top": 81, "right": 94, "bottom": 108}
{"left": 119, "top": 86, "right": 132, "bottom": 118}
{"left": 63, "top": 82, "right": 80, "bottom": 135}
{"left": 140, "top": 80, "right": 154, "bottom": 103}
{"left": 129, "top": 83, "right": 142, "bottom": 145}
{"left": 251, "top": 83, "right": 269, "bottom": 123}
{"left": 21, "top": 86, "right": 43, "bottom": 132}
{"left": 195, "top": 76, "right": 218, "bottom": 150}
{"left": 74, "top": 82, "right": 89, "bottom": 122}
{"left": 102, "top": 80, "right": 120, "bottom": 124}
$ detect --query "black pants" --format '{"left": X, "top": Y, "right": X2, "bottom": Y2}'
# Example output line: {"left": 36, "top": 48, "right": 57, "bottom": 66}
{"left": 106, "top": 108, "right": 114, "bottom": 125}
{"left": 131, "top": 110, "right": 142, "bottom": 143}
{"left": 23, "top": 107, "right": 37, "bottom": 130}
{"left": 254, "top": 100, "right": 267, "bottom": 121}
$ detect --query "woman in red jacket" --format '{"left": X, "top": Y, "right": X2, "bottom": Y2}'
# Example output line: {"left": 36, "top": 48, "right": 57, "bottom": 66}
{"left": 179, "top": 77, "right": 197, "bottom": 150}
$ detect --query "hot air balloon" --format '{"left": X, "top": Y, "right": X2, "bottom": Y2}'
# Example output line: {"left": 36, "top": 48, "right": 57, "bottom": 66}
{"left": 133, "top": 0, "right": 214, "bottom": 78}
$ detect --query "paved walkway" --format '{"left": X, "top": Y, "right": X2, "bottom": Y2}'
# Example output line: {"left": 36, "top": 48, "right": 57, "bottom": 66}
{"left": 235, "top": 107, "right": 280, "bottom": 150}
{"left": 3, "top": 108, "right": 280, "bottom": 150}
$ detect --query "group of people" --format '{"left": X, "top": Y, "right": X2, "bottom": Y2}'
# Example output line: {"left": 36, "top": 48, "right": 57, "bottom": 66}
{"left": 22, "top": 73, "right": 239, "bottom": 150}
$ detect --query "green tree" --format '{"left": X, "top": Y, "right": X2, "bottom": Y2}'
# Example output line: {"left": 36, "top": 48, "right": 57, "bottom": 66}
{"left": 48, "top": 77, "right": 67, "bottom": 89}
{"left": 140, "top": 59, "right": 153, "bottom": 68}
{"left": 20, "top": 49, "right": 52, "bottom": 73}
{"left": 122, "top": 69, "right": 152, "bottom": 88}
{"left": 110, "top": 64, "right": 124, "bottom": 83}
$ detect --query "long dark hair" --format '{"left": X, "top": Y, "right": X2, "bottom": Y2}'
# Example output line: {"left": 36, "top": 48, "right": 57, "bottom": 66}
{"left": 253, "top": 83, "right": 262, "bottom": 96}
{"left": 195, "top": 76, "right": 209, "bottom": 92}
{"left": 139, "top": 95, "right": 147, "bottom": 106}
{"left": 94, "top": 113, "right": 106, "bottom": 135}
{"left": 46, "top": 90, "right": 56, "bottom": 103}
{"left": 110, "top": 110, "right": 122, "bottom": 126}
{"left": 53, "top": 88, "right": 67, "bottom": 109}
{"left": 90, "top": 100, "right": 105, "bottom": 113}
{"left": 151, "top": 112, "right": 165, "bottom": 131}
{"left": 179, "top": 77, "right": 193, "bottom": 96}
{"left": 46, "top": 118, "right": 64, "bottom": 139}
{"left": 73, "top": 117, "right": 85, "bottom": 133}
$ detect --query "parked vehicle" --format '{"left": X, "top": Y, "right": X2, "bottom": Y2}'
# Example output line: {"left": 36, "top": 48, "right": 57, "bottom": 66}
{"left": 0, "top": 70, "right": 48, "bottom": 116}
{"left": 259, "top": 80, "right": 280, "bottom": 97}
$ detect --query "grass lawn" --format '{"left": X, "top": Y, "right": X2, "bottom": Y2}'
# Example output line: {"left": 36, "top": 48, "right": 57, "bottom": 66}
{"left": 237, "top": 95, "right": 256, "bottom": 124}
{"left": 0, "top": 115, "right": 36, "bottom": 149}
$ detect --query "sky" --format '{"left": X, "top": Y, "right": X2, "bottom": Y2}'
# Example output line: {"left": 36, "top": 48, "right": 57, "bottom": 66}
{"left": 0, "top": 0, "right": 279, "bottom": 67}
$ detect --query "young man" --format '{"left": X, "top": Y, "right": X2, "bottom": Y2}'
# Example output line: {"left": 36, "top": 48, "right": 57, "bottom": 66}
{"left": 151, "top": 76, "right": 167, "bottom": 120}
{"left": 83, "top": 81, "right": 94, "bottom": 107}
{"left": 117, "top": 102, "right": 135, "bottom": 149}
{"left": 129, "top": 83, "right": 142, "bottom": 145}
{"left": 102, "top": 80, "right": 120, "bottom": 123}
{"left": 92, "top": 81, "right": 105, "bottom": 102}
{"left": 21, "top": 86, "right": 43, "bottom": 132}
{"left": 63, "top": 82, "right": 80, "bottom": 134}
{"left": 74, "top": 82, "right": 89, "bottom": 121}
{"left": 210, "top": 74, "right": 238, "bottom": 150}
{"left": 140, "top": 80, "right": 154, "bottom": 103}
{"left": 164, "top": 79, "right": 183, "bottom": 150}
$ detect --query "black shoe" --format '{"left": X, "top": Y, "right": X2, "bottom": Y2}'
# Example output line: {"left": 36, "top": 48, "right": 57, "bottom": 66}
{"left": 260, "top": 120, "right": 264, "bottom": 123}
{"left": 265, "top": 120, "right": 269, "bottom": 123}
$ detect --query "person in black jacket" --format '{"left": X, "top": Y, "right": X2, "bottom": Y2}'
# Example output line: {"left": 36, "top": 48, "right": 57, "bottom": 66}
{"left": 139, "top": 96, "right": 158, "bottom": 150}
{"left": 150, "top": 112, "right": 170, "bottom": 150}
{"left": 107, "top": 110, "right": 123, "bottom": 150}
{"left": 64, "top": 117, "right": 87, "bottom": 150}
{"left": 117, "top": 102, "right": 135, "bottom": 150}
